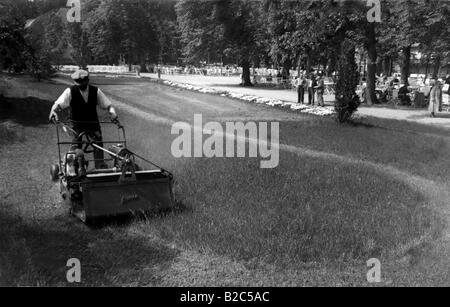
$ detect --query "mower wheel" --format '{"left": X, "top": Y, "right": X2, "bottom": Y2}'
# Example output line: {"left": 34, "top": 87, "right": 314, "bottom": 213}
{"left": 50, "top": 164, "right": 60, "bottom": 182}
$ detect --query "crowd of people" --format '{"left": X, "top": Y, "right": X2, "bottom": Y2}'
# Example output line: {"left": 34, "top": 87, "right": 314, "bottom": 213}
{"left": 292, "top": 73, "right": 326, "bottom": 106}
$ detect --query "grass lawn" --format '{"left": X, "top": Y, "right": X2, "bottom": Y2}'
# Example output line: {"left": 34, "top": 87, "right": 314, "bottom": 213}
{"left": 122, "top": 103, "right": 449, "bottom": 285}
{"left": 140, "top": 153, "right": 443, "bottom": 265}
{"left": 0, "top": 77, "right": 449, "bottom": 286}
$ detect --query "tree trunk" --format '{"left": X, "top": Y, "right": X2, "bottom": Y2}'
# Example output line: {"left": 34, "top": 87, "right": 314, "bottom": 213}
{"left": 241, "top": 58, "right": 252, "bottom": 86}
{"left": 390, "top": 57, "right": 393, "bottom": 76}
{"left": 424, "top": 54, "right": 430, "bottom": 82}
{"left": 383, "top": 56, "right": 391, "bottom": 76}
{"left": 432, "top": 55, "right": 441, "bottom": 79}
{"left": 128, "top": 53, "right": 132, "bottom": 72}
{"left": 365, "top": 23, "right": 378, "bottom": 105}
{"left": 306, "top": 47, "right": 312, "bottom": 73}
{"left": 358, "top": 52, "right": 363, "bottom": 77}
{"left": 401, "top": 46, "right": 411, "bottom": 86}
{"left": 282, "top": 59, "right": 291, "bottom": 80}
{"left": 335, "top": 41, "right": 360, "bottom": 123}
{"left": 297, "top": 55, "right": 302, "bottom": 76}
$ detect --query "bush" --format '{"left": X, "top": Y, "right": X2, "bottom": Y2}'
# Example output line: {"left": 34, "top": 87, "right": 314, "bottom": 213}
{"left": 27, "top": 51, "right": 55, "bottom": 81}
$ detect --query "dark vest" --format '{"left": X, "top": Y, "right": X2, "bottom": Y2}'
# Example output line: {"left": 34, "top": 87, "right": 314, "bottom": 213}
{"left": 70, "top": 85, "right": 100, "bottom": 131}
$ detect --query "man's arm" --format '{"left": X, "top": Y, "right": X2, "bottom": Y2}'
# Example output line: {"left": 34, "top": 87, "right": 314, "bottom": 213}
{"left": 97, "top": 89, "right": 118, "bottom": 120}
{"left": 49, "top": 88, "right": 71, "bottom": 121}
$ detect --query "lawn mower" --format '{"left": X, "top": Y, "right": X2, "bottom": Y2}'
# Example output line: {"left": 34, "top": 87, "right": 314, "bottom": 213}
{"left": 50, "top": 119, "right": 175, "bottom": 224}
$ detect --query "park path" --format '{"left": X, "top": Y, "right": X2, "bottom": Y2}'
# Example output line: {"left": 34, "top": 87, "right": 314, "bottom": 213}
{"left": 142, "top": 73, "right": 450, "bottom": 129}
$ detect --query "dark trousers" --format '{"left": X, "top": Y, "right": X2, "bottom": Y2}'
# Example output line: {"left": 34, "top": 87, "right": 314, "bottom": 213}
{"left": 308, "top": 88, "right": 315, "bottom": 105}
{"left": 72, "top": 128, "right": 105, "bottom": 169}
{"left": 297, "top": 86, "right": 305, "bottom": 104}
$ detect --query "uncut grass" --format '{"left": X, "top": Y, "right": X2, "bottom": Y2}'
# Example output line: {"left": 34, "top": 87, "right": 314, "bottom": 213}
{"left": 138, "top": 151, "right": 443, "bottom": 266}
{"left": 279, "top": 117, "right": 450, "bottom": 183}
{"left": 0, "top": 123, "right": 19, "bottom": 144}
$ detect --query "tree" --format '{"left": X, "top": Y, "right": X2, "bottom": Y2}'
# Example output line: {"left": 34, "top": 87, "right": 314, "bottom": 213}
{"left": 86, "top": 0, "right": 163, "bottom": 69}
{"left": 176, "top": 0, "right": 226, "bottom": 65}
{"left": 0, "top": 18, "right": 28, "bottom": 72}
{"left": 177, "top": 0, "right": 265, "bottom": 86}
{"left": 215, "top": 0, "right": 265, "bottom": 85}
{"left": 383, "top": 0, "right": 427, "bottom": 85}
{"left": 0, "top": 0, "right": 54, "bottom": 78}
{"left": 335, "top": 39, "right": 360, "bottom": 123}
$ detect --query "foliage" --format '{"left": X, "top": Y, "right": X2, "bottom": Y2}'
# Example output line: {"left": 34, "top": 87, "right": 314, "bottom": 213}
{"left": 176, "top": 0, "right": 225, "bottom": 65}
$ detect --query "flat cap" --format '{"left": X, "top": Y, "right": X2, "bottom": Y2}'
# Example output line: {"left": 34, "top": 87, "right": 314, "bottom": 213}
{"left": 71, "top": 69, "right": 89, "bottom": 81}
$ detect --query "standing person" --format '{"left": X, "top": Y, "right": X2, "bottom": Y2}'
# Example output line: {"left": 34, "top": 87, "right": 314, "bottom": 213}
{"left": 307, "top": 74, "right": 316, "bottom": 105}
{"left": 48, "top": 70, "right": 119, "bottom": 169}
{"left": 445, "top": 75, "right": 450, "bottom": 95}
{"left": 276, "top": 69, "right": 282, "bottom": 83}
{"left": 316, "top": 75, "right": 325, "bottom": 107}
{"left": 297, "top": 74, "right": 306, "bottom": 104}
{"left": 428, "top": 80, "right": 443, "bottom": 118}
{"left": 157, "top": 66, "right": 162, "bottom": 79}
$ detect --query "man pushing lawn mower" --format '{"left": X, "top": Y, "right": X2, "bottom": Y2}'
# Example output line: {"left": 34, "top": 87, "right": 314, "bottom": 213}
{"left": 49, "top": 69, "right": 120, "bottom": 169}
{"left": 48, "top": 70, "right": 175, "bottom": 224}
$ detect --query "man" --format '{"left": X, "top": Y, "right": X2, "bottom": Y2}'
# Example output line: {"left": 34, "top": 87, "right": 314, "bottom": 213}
{"left": 398, "top": 84, "right": 411, "bottom": 105}
{"left": 297, "top": 74, "right": 306, "bottom": 104}
{"left": 307, "top": 74, "right": 316, "bottom": 105}
{"left": 49, "top": 69, "right": 119, "bottom": 169}
{"left": 316, "top": 75, "right": 325, "bottom": 107}
{"left": 445, "top": 75, "right": 450, "bottom": 95}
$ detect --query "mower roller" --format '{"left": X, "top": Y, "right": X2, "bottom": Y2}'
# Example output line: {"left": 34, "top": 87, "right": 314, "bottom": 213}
{"left": 50, "top": 119, "right": 175, "bottom": 224}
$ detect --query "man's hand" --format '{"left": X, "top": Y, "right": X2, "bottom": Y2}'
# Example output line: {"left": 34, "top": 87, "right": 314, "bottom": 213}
{"left": 49, "top": 111, "right": 59, "bottom": 122}
{"left": 49, "top": 103, "right": 61, "bottom": 122}
{"left": 108, "top": 106, "right": 118, "bottom": 120}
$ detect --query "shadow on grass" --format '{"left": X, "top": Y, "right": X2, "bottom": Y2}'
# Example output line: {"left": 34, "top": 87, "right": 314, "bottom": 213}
{"left": 0, "top": 209, "right": 179, "bottom": 287}
{"left": 0, "top": 96, "right": 54, "bottom": 127}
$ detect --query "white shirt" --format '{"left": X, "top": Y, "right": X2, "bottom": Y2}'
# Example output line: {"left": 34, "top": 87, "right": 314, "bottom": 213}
{"left": 55, "top": 87, "right": 112, "bottom": 110}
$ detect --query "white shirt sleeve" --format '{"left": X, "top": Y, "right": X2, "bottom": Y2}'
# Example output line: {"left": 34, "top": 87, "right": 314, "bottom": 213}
{"left": 97, "top": 88, "right": 112, "bottom": 110}
{"left": 54, "top": 88, "right": 72, "bottom": 110}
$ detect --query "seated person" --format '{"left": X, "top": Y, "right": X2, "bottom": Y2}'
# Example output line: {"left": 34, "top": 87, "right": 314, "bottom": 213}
{"left": 398, "top": 84, "right": 411, "bottom": 105}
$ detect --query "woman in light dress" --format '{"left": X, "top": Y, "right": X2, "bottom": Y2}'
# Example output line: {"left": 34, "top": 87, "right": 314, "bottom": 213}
{"left": 429, "top": 80, "right": 443, "bottom": 117}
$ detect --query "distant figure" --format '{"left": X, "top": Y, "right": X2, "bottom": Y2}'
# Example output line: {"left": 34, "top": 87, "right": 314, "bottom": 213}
{"left": 307, "top": 74, "right": 316, "bottom": 105}
{"left": 429, "top": 80, "right": 443, "bottom": 117}
{"left": 390, "top": 77, "right": 400, "bottom": 87}
{"left": 297, "top": 75, "right": 306, "bottom": 104}
{"left": 446, "top": 75, "right": 450, "bottom": 94}
{"left": 253, "top": 71, "right": 258, "bottom": 85}
{"left": 316, "top": 75, "right": 325, "bottom": 107}
{"left": 398, "top": 84, "right": 411, "bottom": 105}
{"left": 157, "top": 67, "right": 162, "bottom": 79}
{"left": 276, "top": 70, "right": 282, "bottom": 84}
